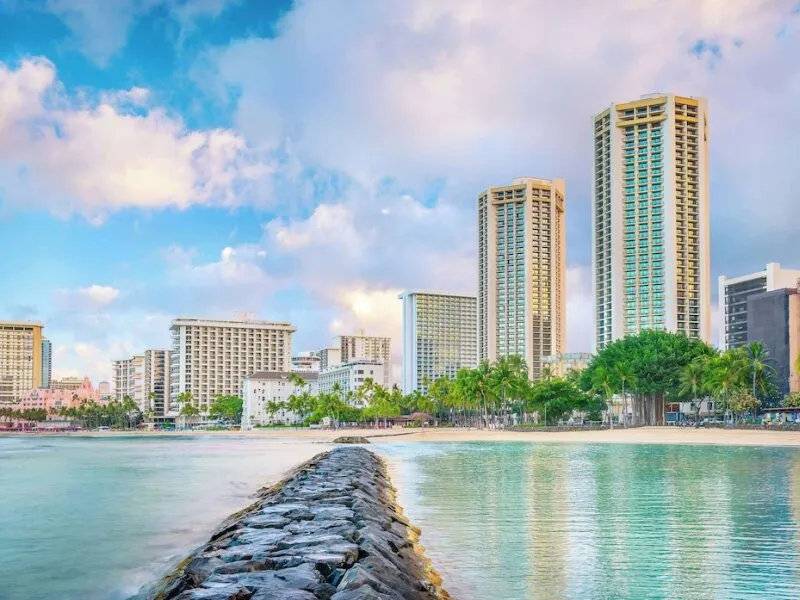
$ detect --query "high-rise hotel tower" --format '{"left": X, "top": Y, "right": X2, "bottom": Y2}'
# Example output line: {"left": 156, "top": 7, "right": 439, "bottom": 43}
{"left": 478, "top": 177, "right": 566, "bottom": 379}
{"left": 593, "top": 94, "right": 711, "bottom": 350}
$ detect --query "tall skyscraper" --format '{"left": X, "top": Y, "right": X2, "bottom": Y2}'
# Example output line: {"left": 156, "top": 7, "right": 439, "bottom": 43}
{"left": 399, "top": 290, "right": 478, "bottom": 394}
{"left": 0, "top": 321, "right": 44, "bottom": 403}
{"left": 336, "top": 332, "right": 391, "bottom": 387}
{"left": 478, "top": 177, "right": 566, "bottom": 379}
{"left": 170, "top": 315, "right": 295, "bottom": 410}
{"left": 41, "top": 338, "right": 52, "bottom": 389}
{"left": 315, "top": 347, "right": 342, "bottom": 370}
{"left": 719, "top": 262, "right": 800, "bottom": 350}
{"left": 593, "top": 94, "right": 711, "bottom": 350}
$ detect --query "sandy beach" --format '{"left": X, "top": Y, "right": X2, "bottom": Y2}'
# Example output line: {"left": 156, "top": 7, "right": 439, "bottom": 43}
{"left": 14, "top": 426, "right": 800, "bottom": 447}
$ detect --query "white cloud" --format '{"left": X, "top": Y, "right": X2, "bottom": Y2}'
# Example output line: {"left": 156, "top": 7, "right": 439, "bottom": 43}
{"left": 0, "top": 58, "right": 267, "bottom": 220}
{"left": 54, "top": 284, "right": 121, "bottom": 310}
{"left": 214, "top": 0, "right": 800, "bottom": 270}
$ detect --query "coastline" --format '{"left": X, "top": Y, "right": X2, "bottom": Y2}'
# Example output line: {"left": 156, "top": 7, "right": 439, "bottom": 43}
{"left": 8, "top": 426, "right": 800, "bottom": 447}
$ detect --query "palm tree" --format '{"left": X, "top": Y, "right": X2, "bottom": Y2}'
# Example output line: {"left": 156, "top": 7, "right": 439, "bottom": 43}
{"left": 591, "top": 366, "right": 615, "bottom": 428}
{"left": 489, "top": 355, "right": 528, "bottom": 426}
{"left": 744, "top": 341, "right": 776, "bottom": 398}
{"left": 704, "top": 350, "right": 747, "bottom": 418}
{"left": 613, "top": 362, "right": 635, "bottom": 427}
{"left": 679, "top": 359, "right": 706, "bottom": 420}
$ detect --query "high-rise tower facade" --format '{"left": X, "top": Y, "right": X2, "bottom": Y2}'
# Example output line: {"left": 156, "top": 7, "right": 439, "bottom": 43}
{"left": 593, "top": 94, "right": 710, "bottom": 350}
{"left": 478, "top": 177, "right": 566, "bottom": 379}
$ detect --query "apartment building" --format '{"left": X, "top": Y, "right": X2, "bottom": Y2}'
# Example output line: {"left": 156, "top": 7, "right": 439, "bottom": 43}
{"left": 747, "top": 286, "right": 800, "bottom": 398}
{"left": 478, "top": 177, "right": 566, "bottom": 379}
{"left": 593, "top": 94, "right": 711, "bottom": 350}
{"left": 315, "top": 347, "right": 342, "bottom": 370}
{"left": 337, "top": 333, "right": 391, "bottom": 386}
{"left": 719, "top": 262, "right": 800, "bottom": 350}
{"left": 541, "top": 352, "right": 593, "bottom": 378}
{"left": 52, "top": 376, "right": 86, "bottom": 391}
{"left": 170, "top": 315, "right": 295, "bottom": 410}
{"left": 144, "top": 349, "right": 171, "bottom": 417}
{"left": 113, "top": 355, "right": 145, "bottom": 409}
{"left": 0, "top": 321, "right": 44, "bottom": 403}
{"left": 291, "top": 352, "right": 322, "bottom": 373}
{"left": 241, "top": 371, "right": 318, "bottom": 429}
{"left": 398, "top": 290, "right": 478, "bottom": 394}
{"left": 317, "top": 359, "right": 386, "bottom": 406}
{"left": 41, "top": 338, "right": 52, "bottom": 389}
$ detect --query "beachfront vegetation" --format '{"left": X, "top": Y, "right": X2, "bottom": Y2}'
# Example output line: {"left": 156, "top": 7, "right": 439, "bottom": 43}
{"left": 263, "top": 331, "right": 780, "bottom": 428}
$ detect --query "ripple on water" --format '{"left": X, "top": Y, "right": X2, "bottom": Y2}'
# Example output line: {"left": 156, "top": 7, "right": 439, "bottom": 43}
{"left": 381, "top": 442, "right": 800, "bottom": 600}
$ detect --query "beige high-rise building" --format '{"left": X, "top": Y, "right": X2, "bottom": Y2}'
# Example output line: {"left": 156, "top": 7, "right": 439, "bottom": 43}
{"left": 477, "top": 177, "right": 566, "bottom": 379}
{"left": 593, "top": 94, "right": 711, "bottom": 350}
{"left": 170, "top": 315, "right": 295, "bottom": 411}
{"left": 336, "top": 332, "right": 391, "bottom": 387}
{"left": 144, "top": 349, "right": 171, "bottom": 417}
{"left": 0, "top": 321, "right": 44, "bottom": 403}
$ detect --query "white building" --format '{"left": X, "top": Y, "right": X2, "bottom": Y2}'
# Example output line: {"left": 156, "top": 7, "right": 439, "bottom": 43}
{"left": 399, "top": 290, "right": 478, "bottom": 394}
{"left": 718, "top": 262, "right": 800, "bottom": 350}
{"left": 113, "top": 354, "right": 145, "bottom": 410}
{"left": 241, "top": 371, "right": 318, "bottom": 429}
{"left": 170, "top": 314, "right": 295, "bottom": 412}
{"left": 318, "top": 359, "right": 386, "bottom": 406}
{"left": 315, "top": 347, "right": 342, "bottom": 370}
{"left": 593, "top": 94, "right": 711, "bottom": 350}
{"left": 478, "top": 177, "right": 566, "bottom": 380}
{"left": 144, "top": 349, "right": 171, "bottom": 417}
{"left": 291, "top": 352, "right": 321, "bottom": 373}
{"left": 336, "top": 333, "right": 391, "bottom": 387}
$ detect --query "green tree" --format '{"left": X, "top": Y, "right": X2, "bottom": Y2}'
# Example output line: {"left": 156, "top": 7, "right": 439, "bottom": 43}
{"left": 209, "top": 395, "right": 244, "bottom": 424}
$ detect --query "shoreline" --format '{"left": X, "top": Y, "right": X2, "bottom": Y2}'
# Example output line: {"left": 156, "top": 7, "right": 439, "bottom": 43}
{"left": 6, "top": 426, "right": 800, "bottom": 447}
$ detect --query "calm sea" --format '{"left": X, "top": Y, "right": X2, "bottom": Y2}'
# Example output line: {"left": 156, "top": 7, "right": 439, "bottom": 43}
{"left": 0, "top": 435, "right": 327, "bottom": 600}
{"left": 380, "top": 442, "right": 800, "bottom": 600}
{"left": 3, "top": 437, "right": 800, "bottom": 600}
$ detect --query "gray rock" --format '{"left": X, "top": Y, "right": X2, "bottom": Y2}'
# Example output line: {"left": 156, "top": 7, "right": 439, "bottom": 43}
{"left": 244, "top": 514, "right": 290, "bottom": 529}
{"left": 174, "top": 584, "right": 252, "bottom": 599}
{"left": 273, "top": 562, "right": 323, "bottom": 590}
{"left": 329, "top": 585, "right": 394, "bottom": 600}
{"left": 232, "top": 529, "right": 290, "bottom": 548}
{"left": 313, "top": 582, "right": 339, "bottom": 600}
{"left": 186, "top": 556, "right": 225, "bottom": 585}
{"left": 249, "top": 589, "right": 316, "bottom": 600}
{"left": 310, "top": 506, "right": 355, "bottom": 521}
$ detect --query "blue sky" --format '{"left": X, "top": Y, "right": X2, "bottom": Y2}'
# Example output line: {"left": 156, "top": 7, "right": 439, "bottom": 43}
{"left": 0, "top": 0, "right": 799, "bottom": 384}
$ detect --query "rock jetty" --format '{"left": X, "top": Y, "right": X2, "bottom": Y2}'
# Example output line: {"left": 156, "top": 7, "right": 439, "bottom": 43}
{"left": 143, "top": 447, "right": 449, "bottom": 600}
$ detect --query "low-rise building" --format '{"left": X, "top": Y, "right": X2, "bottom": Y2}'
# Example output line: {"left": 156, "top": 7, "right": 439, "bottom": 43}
{"left": 17, "top": 377, "right": 105, "bottom": 412}
{"left": 241, "top": 371, "right": 318, "bottom": 429}
{"left": 318, "top": 359, "right": 386, "bottom": 406}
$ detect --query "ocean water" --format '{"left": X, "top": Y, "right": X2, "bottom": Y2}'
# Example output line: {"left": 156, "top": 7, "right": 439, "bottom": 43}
{"left": 380, "top": 442, "right": 800, "bottom": 600}
{"left": 4, "top": 437, "right": 800, "bottom": 600}
{"left": 0, "top": 435, "right": 327, "bottom": 600}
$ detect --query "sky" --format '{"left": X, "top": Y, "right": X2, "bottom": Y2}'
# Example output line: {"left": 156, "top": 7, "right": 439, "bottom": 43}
{"left": 0, "top": 0, "right": 799, "bottom": 386}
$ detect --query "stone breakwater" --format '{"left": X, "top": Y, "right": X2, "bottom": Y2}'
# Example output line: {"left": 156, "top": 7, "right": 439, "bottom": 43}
{"left": 143, "top": 447, "right": 449, "bottom": 600}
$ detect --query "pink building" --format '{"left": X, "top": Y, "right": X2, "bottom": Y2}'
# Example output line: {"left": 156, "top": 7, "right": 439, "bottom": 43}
{"left": 17, "top": 377, "right": 106, "bottom": 412}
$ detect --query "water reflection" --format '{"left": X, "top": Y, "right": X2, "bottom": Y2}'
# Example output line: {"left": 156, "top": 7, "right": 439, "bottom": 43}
{"left": 382, "top": 442, "right": 800, "bottom": 600}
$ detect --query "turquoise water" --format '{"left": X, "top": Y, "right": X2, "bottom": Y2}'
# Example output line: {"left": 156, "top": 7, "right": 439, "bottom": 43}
{"left": 0, "top": 435, "right": 326, "bottom": 600}
{"left": 3, "top": 438, "right": 800, "bottom": 600}
{"left": 380, "top": 442, "right": 800, "bottom": 600}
